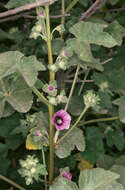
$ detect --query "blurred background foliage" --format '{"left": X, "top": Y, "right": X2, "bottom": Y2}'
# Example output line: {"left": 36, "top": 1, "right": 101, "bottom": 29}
{"left": 0, "top": 0, "right": 125, "bottom": 189}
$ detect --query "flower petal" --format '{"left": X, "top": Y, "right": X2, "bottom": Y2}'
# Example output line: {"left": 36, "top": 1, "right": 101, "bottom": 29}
{"left": 52, "top": 110, "right": 71, "bottom": 131}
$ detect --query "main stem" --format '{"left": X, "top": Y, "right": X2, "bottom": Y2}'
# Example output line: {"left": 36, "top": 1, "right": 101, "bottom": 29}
{"left": 61, "top": 0, "right": 65, "bottom": 25}
{"left": 45, "top": 5, "right": 55, "bottom": 184}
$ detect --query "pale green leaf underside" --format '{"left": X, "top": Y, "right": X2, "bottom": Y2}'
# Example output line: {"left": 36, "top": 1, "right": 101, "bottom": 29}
{"left": 111, "top": 165, "right": 125, "bottom": 188}
{"left": 55, "top": 128, "right": 85, "bottom": 158}
{"left": 50, "top": 168, "right": 122, "bottom": 190}
{"left": 100, "top": 181, "right": 124, "bottom": 190}
{"left": 0, "top": 51, "right": 23, "bottom": 80}
{"left": 0, "top": 51, "right": 46, "bottom": 87}
{"left": 79, "top": 168, "right": 120, "bottom": 190}
{"left": 66, "top": 21, "right": 120, "bottom": 70}
{"left": 50, "top": 177, "right": 79, "bottom": 190}
{"left": 106, "top": 21, "right": 125, "bottom": 46}
{"left": 0, "top": 77, "right": 33, "bottom": 114}
{"left": 68, "top": 55, "right": 103, "bottom": 71}
{"left": 19, "top": 56, "right": 46, "bottom": 86}
{"left": 67, "top": 39, "right": 97, "bottom": 63}
{"left": 69, "top": 22, "right": 117, "bottom": 48}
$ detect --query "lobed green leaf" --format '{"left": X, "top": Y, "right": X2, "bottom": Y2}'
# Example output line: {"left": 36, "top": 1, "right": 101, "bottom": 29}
{"left": 55, "top": 128, "right": 85, "bottom": 158}
{"left": 50, "top": 177, "right": 79, "bottom": 190}
{"left": 79, "top": 168, "right": 120, "bottom": 190}
{"left": 69, "top": 22, "right": 118, "bottom": 48}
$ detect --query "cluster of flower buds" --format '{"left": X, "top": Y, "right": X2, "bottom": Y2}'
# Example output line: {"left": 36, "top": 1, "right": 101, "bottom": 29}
{"left": 57, "top": 90, "right": 68, "bottom": 104}
{"left": 48, "top": 49, "right": 69, "bottom": 72}
{"left": 30, "top": 20, "right": 43, "bottom": 40}
{"left": 83, "top": 90, "right": 100, "bottom": 108}
{"left": 48, "top": 91, "right": 67, "bottom": 106}
{"left": 31, "top": 127, "right": 49, "bottom": 147}
{"left": 42, "top": 80, "right": 67, "bottom": 105}
{"left": 30, "top": 8, "right": 46, "bottom": 40}
{"left": 18, "top": 155, "right": 47, "bottom": 185}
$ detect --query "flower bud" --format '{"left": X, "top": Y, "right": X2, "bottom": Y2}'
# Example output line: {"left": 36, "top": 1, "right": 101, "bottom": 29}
{"left": 57, "top": 58, "right": 68, "bottom": 70}
{"left": 39, "top": 11, "right": 45, "bottom": 18}
{"left": 30, "top": 32, "right": 39, "bottom": 39}
{"left": 61, "top": 50, "right": 68, "bottom": 57}
{"left": 83, "top": 90, "right": 100, "bottom": 108}
{"left": 42, "top": 80, "right": 57, "bottom": 96}
{"left": 62, "top": 171, "right": 72, "bottom": 181}
{"left": 48, "top": 96, "right": 57, "bottom": 105}
{"left": 35, "top": 24, "right": 42, "bottom": 32}
{"left": 26, "top": 177, "right": 33, "bottom": 185}
{"left": 48, "top": 64, "right": 58, "bottom": 72}
{"left": 57, "top": 90, "right": 67, "bottom": 103}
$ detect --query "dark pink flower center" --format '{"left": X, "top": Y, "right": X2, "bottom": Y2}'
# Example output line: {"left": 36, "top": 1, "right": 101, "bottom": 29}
{"left": 55, "top": 116, "right": 63, "bottom": 125}
{"left": 64, "top": 51, "right": 68, "bottom": 57}
{"left": 35, "top": 131, "right": 40, "bottom": 136}
{"left": 48, "top": 85, "right": 54, "bottom": 91}
{"left": 62, "top": 172, "right": 72, "bottom": 180}
{"left": 40, "top": 12, "right": 44, "bottom": 16}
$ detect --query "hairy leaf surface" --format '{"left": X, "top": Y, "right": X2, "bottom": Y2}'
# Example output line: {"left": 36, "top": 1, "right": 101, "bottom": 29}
{"left": 0, "top": 76, "right": 33, "bottom": 114}
{"left": 50, "top": 177, "right": 79, "bottom": 190}
{"left": 55, "top": 128, "right": 85, "bottom": 158}
{"left": 79, "top": 168, "right": 120, "bottom": 190}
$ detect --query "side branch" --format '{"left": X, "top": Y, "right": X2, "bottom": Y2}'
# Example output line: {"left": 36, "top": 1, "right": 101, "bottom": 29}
{"left": 0, "top": 13, "right": 70, "bottom": 24}
{"left": 0, "top": 0, "right": 57, "bottom": 18}
{"left": 79, "top": 0, "right": 105, "bottom": 21}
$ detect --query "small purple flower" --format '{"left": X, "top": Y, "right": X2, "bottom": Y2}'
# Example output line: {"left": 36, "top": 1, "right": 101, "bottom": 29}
{"left": 48, "top": 85, "right": 54, "bottom": 91}
{"left": 40, "top": 12, "right": 45, "bottom": 18}
{"left": 61, "top": 50, "right": 68, "bottom": 57}
{"left": 63, "top": 51, "right": 68, "bottom": 57}
{"left": 35, "top": 131, "right": 40, "bottom": 136}
{"left": 52, "top": 110, "right": 71, "bottom": 131}
{"left": 62, "top": 171, "right": 72, "bottom": 181}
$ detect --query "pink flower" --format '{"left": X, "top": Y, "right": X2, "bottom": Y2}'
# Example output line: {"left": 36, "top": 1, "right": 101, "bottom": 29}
{"left": 63, "top": 51, "right": 68, "bottom": 57}
{"left": 62, "top": 171, "right": 72, "bottom": 181}
{"left": 35, "top": 131, "right": 40, "bottom": 136}
{"left": 52, "top": 110, "right": 71, "bottom": 131}
{"left": 48, "top": 85, "right": 54, "bottom": 91}
{"left": 40, "top": 12, "right": 45, "bottom": 18}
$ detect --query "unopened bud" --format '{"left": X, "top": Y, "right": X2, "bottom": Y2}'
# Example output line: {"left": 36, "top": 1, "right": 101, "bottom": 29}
{"left": 84, "top": 90, "right": 100, "bottom": 108}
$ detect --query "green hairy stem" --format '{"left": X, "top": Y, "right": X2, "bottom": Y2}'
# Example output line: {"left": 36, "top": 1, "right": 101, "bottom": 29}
{"left": 45, "top": 5, "right": 55, "bottom": 185}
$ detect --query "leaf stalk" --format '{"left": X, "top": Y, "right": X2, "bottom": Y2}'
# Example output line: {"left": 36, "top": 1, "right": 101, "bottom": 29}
{"left": 56, "top": 106, "right": 88, "bottom": 146}
{"left": 65, "top": 65, "right": 80, "bottom": 111}
{"left": 31, "top": 86, "right": 49, "bottom": 106}
{"left": 41, "top": 148, "right": 48, "bottom": 190}
{"left": 0, "top": 174, "right": 26, "bottom": 190}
